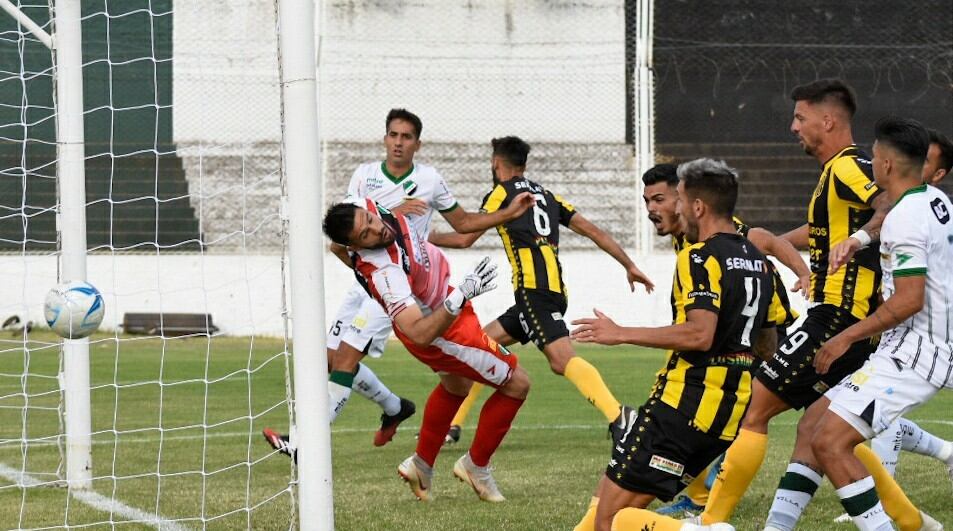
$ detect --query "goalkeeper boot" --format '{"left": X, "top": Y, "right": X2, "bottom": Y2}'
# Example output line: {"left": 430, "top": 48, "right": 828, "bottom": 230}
{"left": 262, "top": 428, "right": 296, "bottom": 462}
{"left": 397, "top": 454, "right": 433, "bottom": 502}
{"left": 374, "top": 397, "right": 416, "bottom": 447}
{"left": 445, "top": 424, "right": 462, "bottom": 445}
{"left": 453, "top": 453, "right": 505, "bottom": 502}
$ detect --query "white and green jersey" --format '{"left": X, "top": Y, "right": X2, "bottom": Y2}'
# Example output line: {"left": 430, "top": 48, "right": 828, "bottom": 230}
{"left": 345, "top": 161, "right": 458, "bottom": 237}
{"left": 877, "top": 184, "right": 953, "bottom": 388}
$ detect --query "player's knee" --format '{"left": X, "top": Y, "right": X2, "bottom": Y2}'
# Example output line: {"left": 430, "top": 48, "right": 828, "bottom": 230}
{"left": 810, "top": 422, "right": 841, "bottom": 464}
{"left": 504, "top": 366, "right": 531, "bottom": 399}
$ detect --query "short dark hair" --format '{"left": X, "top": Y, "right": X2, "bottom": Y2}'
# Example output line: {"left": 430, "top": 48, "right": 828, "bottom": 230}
{"left": 323, "top": 203, "right": 360, "bottom": 246}
{"left": 386, "top": 108, "right": 422, "bottom": 138}
{"left": 491, "top": 136, "right": 531, "bottom": 167}
{"left": 928, "top": 128, "right": 953, "bottom": 174}
{"left": 790, "top": 78, "right": 858, "bottom": 118}
{"left": 641, "top": 163, "right": 679, "bottom": 187}
{"left": 874, "top": 116, "right": 929, "bottom": 166}
{"left": 676, "top": 158, "right": 739, "bottom": 217}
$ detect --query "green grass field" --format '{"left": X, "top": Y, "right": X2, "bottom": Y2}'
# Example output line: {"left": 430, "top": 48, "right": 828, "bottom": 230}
{"left": 1, "top": 334, "right": 951, "bottom": 530}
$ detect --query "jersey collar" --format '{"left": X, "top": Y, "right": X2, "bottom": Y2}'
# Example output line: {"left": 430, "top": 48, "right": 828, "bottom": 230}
{"left": 895, "top": 184, "right": 927, "bottom": 205}
{"left": 380, "top": 162, "right": 415, "bottom": 184}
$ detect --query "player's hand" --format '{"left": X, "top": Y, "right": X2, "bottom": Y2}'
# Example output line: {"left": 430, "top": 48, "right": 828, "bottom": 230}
{"left": 502, "top": 192, "right": 536, "bottom": 220}
{"left": 570, "top": 309, "right": 623, "bottom": 345}
{"left": 828, "top": 237, "right": 862, "bottom": 274}
{"left": 791, "top": 272, "right": 810, "bottom": 298}
{"left": 458, "top": 256, "right": 498, "bottom": 300}
{"left": 626, "top": 265, "right": 654, "bottom": 293}
{"left": 813, "top": 333, "right": 850, "bottom": 374}
{"left": 392, "top": 198, "right": 428, "bottom": 217}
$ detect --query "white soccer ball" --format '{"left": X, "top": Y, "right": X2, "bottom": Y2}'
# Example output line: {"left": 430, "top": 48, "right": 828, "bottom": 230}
{"left": 44, "top": 281, "right": 105, "bottom": 339}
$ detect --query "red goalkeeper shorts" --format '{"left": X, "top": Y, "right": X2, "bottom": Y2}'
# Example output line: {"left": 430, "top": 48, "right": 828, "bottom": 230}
{"left": 393, "top": 302, "right": 518, "bottom": 387}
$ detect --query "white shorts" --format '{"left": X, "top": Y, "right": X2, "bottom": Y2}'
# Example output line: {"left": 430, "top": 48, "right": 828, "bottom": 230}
{"left": 826, "top": 352, "right": 940, "bottom": 440}
{"left": 327, "top": 283, "right": 392, "bottom": 358}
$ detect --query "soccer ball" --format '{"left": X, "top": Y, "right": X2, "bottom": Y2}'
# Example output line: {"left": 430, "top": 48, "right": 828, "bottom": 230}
{"left": 44, "top": 281, "right": 105, "bottom": 339}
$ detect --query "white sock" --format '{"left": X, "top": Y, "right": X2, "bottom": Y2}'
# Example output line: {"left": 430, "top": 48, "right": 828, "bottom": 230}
{"left": 353, "top": 363, "right": 402, "bottom": 416}
{"left": 328, "top": 380, "right": 351, "bottom": 423}
{"left": 765, "top": 463, "right": 822, "bottom": 531}
{"left": 898, "top": 417, "right": 953, "bottom": 463}
{"left": 871, "top": 419, "right": 903, "bottom": 476}
{"left": 835, "top": 476, "right": 893, "bottom": 531}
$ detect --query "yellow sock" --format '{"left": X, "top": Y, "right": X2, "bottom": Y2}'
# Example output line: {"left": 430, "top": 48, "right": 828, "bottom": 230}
{"left": 451, "top": 383, "right": 484, "bottom": 427}
{"left": 573, "top": 496, "right": 599, "bottom": 531}
{"left": 854, "top": 444, "right": 922, "bottom": 531}
{"left": 612, "top": 507, "right": 683, "bottom": 531}
{"left": 564, "top": 357, "right": 621, "bottom": 423}
{"left": 684, "top": 466, "right": 710, "bottom": 506}
{"left": 701, "top": 428, "right": 768, "bottom": 524}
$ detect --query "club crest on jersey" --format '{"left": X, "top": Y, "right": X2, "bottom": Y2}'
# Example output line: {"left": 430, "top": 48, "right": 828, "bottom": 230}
{"left": 402, "top": 180, "right": 418, "bottom": 196}
{"left": 931, "top": 197, "right": 950, "bottom": 224}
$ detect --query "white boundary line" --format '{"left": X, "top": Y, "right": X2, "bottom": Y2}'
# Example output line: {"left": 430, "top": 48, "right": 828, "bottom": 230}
{"left": 0, "top": 463, "right": 189, "bottom": 531}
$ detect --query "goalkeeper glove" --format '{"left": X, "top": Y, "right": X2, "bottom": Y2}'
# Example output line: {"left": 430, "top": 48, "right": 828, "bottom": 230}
{"left": 443, "top": 257, "right": 498, "bottom": 315}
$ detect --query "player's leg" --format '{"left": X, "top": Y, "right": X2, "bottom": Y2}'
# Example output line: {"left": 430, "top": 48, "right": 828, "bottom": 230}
{"left": 763, "top": 396, "right": 828, "bottom": 531}
{"left": 398, "top": 373, "right": 470, "bottom": 502}
{"left": 700, "top": 379, "right": 787, "bottom": 524}
{"left": 454, "top": 364, "right": 530, "bottom": 502}
{"left": 543, "top": 337, "right": 622, "bottom": 423}
{"left": 871, "top": 419, "right": 904, "bottom": 476}
{"left": 896, "top": 417, "right": 953, "bottom": 479}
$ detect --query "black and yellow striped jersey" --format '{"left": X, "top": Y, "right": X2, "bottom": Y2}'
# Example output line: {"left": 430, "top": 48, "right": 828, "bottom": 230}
{"left": 673, "top": 217, "right": 798, "bottom": 329}
{"left": 808, "top": 145, "right": 882, "bottom": 320}
{"left": 480, "top": 177, "right": 575, "bottom": 295}
{"left": 654, "top": 232, "right": 777, "bottom": 441}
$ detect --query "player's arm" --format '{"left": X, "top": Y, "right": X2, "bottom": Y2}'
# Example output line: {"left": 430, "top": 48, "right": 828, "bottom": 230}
{"left": 440, "top": 193, "right": 535, "bottom": 234}
{"left": 329, "top": 242, "right": 351, "bottom": 267}
{"left": 428, "top": 229, "right": 486, "bottom": 249}
{"left": 746, "top": 227, "right": 810, "bottom": 296}
{"left": 814, "top": 274, "right": 925, "bottom": 374}
{"left": 389, "top": 257, "right": 499, "bottom": 346}
{"left": 570, "top": 307, "right": 716, "bottom": 350}
{"left": 567, "top": 212, "right": 654, "bottom": 292}
{"left": 781, "top": 223, "right": 809, "bottom": 250}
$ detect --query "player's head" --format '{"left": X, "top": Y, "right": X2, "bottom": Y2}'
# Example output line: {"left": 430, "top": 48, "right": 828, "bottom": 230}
{"left": 789, "top": 78, "right": 857, "bottom": 156}
{"left": 676, "top": 158, "right": 739, "bottom": 243}
{"left": 641, "top": 163, "right": 681, "bottom": 236}
{"left": 385, "top": 108, "right": 423, "bottom": 168}
{"left": 491, "top": 136, "right": 531, "bottom": 183}
{"left": 871, "top": 116, "right": 930, "bottom": 190}
{"left": 323, "top": 203, "right": 396, "bottom": 250}
{"left": 923, "top": 129, "right": 953, "bottom": 185}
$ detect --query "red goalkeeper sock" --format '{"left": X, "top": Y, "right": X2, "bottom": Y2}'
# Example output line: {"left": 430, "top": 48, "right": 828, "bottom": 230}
{"left": 415, "top": 383, "right": 466, "bottom": 467}
{"left": 469, "top": 391, "right": 524, "bottom": 467}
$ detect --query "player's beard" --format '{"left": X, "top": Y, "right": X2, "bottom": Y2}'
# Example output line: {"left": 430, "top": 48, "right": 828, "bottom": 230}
{"left": 683, "top": 216, "right": 700, "bottom": 244}
{"left": 367, "top": 224, "right": 396, "bottom": 249}
{"left": 491, "top": 168, "right": 500, "bottom": 186}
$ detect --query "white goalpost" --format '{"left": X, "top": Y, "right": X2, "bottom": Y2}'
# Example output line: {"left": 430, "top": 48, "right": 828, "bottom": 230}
{"left": 0, "top": 0, "right": 329, "bottom": 528}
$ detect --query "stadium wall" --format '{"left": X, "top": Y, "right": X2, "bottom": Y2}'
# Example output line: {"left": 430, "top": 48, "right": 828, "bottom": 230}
{"left": 1, "top": 251, "right": 807, "bottom": 337}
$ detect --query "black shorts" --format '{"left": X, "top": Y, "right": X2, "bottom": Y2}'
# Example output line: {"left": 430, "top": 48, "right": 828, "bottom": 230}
{"left": 606, "top": 400, "right": 731, "bottom": 502}
{"left": 496, "top": 289, "right": 569, "bottom": 350}
{"left": 755, "top": 304, "right": 877, "bottom": 410}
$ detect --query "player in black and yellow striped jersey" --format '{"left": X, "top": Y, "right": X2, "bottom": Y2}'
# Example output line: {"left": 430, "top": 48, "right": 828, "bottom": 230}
{"left": 638, "top": 162, "right": 812, "bottom": 517}
{"left": 569, "top": 158, "right": 779, "bottom": 531}
{"left": 697, "top": 80, "right": 925, "bottom": 531}
{"left": 429, "top": 136, "right": 654, "bottom": 432}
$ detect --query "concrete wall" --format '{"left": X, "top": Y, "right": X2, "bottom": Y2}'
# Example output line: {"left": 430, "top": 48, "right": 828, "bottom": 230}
{"left": 0, "top": 250, "right": 809, "bottom": 338}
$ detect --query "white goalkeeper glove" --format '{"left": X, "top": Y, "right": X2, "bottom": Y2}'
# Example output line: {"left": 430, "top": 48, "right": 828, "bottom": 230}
{"left": 443, "top": 257, "right": 498, "bottom": 315}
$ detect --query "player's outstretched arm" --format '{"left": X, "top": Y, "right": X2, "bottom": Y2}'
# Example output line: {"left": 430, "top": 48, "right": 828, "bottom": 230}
{"left": 781, "top": 223, "right": 809, "bottom": 250}
{"left": 828, "top": 192, "right": 892, "bottom": 273}
{"left": 568, "top": 212, "right": 654, "bottom": 293}
{"left": 440, "top": 192, "right": 535, "bottom": 233}
{"left": 570, "top": 308, "right": 716, "bottom": 350}
{"left": 814, "top": 274, "right": 925, "bottom": 374}
{"left": 393, "top": 257, "right": 499, "bottom": 345}
{"left": 746, "top": 227, "right": 810, "bottom": 297}
{"left": 428, "top": 229, "right": 486, "bottom": 249}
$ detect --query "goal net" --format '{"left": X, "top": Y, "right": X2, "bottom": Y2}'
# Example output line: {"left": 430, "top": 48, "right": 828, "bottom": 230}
{"left": 0, "top": 1, "right": 301, "bottom": 528}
